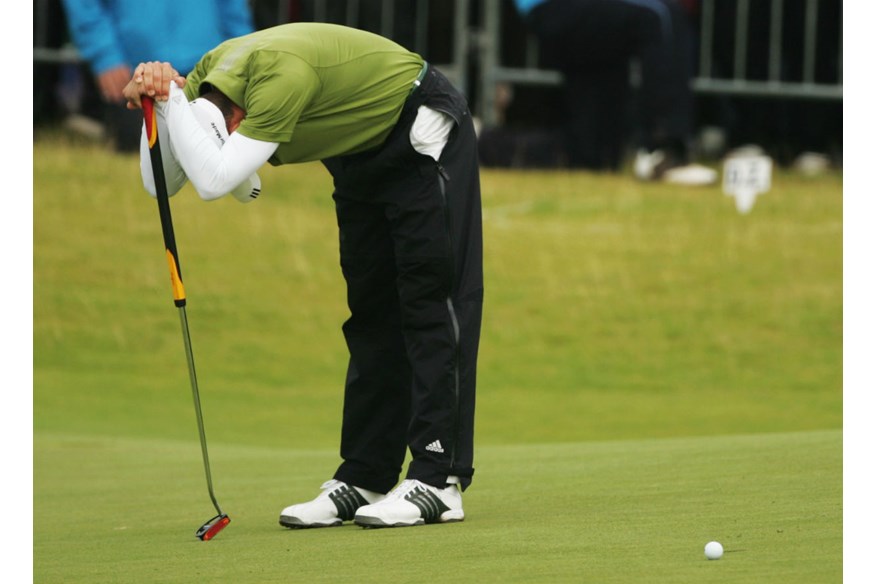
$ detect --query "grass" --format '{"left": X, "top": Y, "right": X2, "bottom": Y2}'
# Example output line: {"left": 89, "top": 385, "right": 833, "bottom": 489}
{"left": 33, "top": 133, "right": 843, "bottom": 582}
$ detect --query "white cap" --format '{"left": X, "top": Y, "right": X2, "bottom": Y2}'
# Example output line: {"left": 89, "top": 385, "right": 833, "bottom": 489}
{"left": 188, "top": 98, "right": 261, "bottom": 203}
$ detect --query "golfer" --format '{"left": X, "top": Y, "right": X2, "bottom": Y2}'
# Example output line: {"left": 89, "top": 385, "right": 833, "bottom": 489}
{"left": 123, "top": 22, "right": 483, "bottom": 528}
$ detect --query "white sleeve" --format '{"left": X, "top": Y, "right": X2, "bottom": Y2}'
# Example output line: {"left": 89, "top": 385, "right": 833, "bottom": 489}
{"left": 159, "top": 84, "right": 279, "bottom": 201}
{"left": 139, "top": 105, "right": 189, "bottom": 198}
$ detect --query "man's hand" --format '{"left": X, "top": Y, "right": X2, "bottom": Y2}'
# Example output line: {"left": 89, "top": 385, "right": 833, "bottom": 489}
{"left": 98, "top": 65, "right": 132, "bottom": 103}
{"left": 123, "top": 61, "right": 187, "bottom": 110}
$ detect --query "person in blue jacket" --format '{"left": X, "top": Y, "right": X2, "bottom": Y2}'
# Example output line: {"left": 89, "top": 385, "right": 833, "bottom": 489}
{"left": 512, "top": 0, "right": 716, "bottom": 185}
{"left": 60, "top": 0, "right": 254, "bottom": 151}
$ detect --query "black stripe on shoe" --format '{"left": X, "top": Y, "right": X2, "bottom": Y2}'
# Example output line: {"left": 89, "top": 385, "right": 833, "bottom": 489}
{"left": 329, "top": 485, "right": 369, "bottom": 521}
{"left": 405, "top": 487, "right": 451, "bottom": 524}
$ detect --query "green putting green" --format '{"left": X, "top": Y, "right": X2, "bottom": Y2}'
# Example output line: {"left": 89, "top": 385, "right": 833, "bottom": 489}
{"left": 34, "top": 135, "right": 842, "bottom": 583}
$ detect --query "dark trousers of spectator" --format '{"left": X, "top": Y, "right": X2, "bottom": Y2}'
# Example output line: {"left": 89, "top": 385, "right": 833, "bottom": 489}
{"left": 105, "top": 102, "right": 145, "bottom": 152}
{"left": 527, "top": 0, "right": 695, "bottom": 169}
{"left": 322, "top": 66, "right": 483, "bottom": 494}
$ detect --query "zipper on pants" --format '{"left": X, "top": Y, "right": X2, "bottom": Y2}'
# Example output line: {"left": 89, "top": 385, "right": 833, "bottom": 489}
{"left": 437, "top": 163, "right": 462, "bottom": 471}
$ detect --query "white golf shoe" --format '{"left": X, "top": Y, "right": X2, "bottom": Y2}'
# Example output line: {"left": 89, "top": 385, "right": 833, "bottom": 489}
{"left": 633, "top": 148, "right": 668, "bottom": 181}
{"left": 354, "top": 479, "right": 464, "bottom": 528}
{"left": 662, "top": 163, "right": 718, "bottom": 186}
{"left": 279, "top": 479, "right": 385, "bottom": 528}
{"left": 633, "top": 148, "right": 717, "bottom": 186}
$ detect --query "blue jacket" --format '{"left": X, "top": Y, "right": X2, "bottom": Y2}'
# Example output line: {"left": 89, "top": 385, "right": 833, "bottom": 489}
{"left": 60, "top": 0, "right": 254, "bottom": 74}
{"left": 513, "top": 0, "right": 548, "bottom": 16}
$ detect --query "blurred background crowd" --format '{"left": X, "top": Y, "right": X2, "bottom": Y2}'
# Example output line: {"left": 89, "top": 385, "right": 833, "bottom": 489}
{"left": 34, "top": 0, "right": 842, "bottom": 182}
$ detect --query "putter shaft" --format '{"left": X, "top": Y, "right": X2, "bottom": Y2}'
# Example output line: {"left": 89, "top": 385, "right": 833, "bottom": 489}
{"left": 142, "top": 96, "right": 228, "bottom": 539}
{"left": 178, "top": 305, "right": 223, "bottom": 517}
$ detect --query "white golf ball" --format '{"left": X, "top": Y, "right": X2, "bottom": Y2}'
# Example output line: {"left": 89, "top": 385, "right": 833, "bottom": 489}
{"left": 704, "top": 541, "right": 724, "bottom": 560}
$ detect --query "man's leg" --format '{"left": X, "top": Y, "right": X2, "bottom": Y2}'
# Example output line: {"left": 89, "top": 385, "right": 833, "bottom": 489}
{"left": 631, "top": 0, "right": 695, "bottom": 155}
{"left": 279, "top": 196, "right": 410, "bottom": 528}
{"left": 562, "top": 64, "right": 629, "bottom": 170}
{"left": 332, "top": 195, "right": 411, "bottom": 495}
{"left": 352, "top": 111, "right": 483, "bottom": 528}
{"left": 528, "top": 0, "right": 640, "bottom": 169}
{"left": 390, "top": 113, "right": 483, "bottom": 492}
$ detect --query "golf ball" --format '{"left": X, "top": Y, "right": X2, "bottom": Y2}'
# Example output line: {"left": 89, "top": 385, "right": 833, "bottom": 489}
{"left": 704, "top": 541, "right": 723, "bottom": 560}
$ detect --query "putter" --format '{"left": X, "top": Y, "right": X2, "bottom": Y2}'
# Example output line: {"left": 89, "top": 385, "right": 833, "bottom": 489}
{"left": 142, "top": 96, "right": 230, "bottom": 541}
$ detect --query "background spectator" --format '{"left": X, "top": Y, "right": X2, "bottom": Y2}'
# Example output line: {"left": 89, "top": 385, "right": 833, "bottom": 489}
{"left": 59, "top": 0, "right": 254, "bottom": 151}
{"left": 512, "top": 0, "right": 715, "bottom": 184}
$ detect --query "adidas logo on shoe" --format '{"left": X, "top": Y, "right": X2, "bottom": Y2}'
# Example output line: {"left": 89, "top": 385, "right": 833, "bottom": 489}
{"left": 425, "top": 440, "right": 445, "bottom": 453}
{"left": 354, "top": 479, "right": 464, "bottom": 528}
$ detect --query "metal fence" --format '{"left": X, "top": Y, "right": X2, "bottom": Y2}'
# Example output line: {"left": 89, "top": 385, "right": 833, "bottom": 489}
{"left": 34, "top": 0, "right": 842, "bottom": 125}
{"left": 261, "top": 0, "right": 473, "bottom": 95}
{"left": 476, "top": 0, "right": 842, "bottom": 125}
{"left": 694, "top": 0, "right": 842, "bottom": 100}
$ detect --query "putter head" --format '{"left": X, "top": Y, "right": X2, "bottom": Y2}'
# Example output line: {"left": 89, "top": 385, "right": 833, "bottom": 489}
{"left": 196, "top": 514, "right": 230, "bottom": 541}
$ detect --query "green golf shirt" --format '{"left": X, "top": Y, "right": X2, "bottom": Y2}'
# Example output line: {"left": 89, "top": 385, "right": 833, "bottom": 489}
{"left": 183, "top": 23, "right": 425, "bottom": 165}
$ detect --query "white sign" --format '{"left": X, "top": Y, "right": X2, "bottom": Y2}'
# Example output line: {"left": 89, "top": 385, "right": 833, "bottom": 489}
{"left": 722, "top": 155, "right": 773, "bottom": 214}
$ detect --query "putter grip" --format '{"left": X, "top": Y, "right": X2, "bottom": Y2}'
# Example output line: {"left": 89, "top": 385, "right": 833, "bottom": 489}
{"left": 143, "top": 96, "right": 187, "bottom": 307}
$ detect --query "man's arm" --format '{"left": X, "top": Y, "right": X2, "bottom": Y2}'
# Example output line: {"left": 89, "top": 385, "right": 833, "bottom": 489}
{"left": 127, "top": 67, "right": 278, "bottom": 201}
{"left": 139, "top": 102, "right": 189, "bottom": 198}
{"left": 60, "top": 0, "right": 133, "bottom": 102}
{"left": 60, "top": 0, "right": 127, "bottom": 74}
{"left": 159, "top": 84, "right": 278, "bottom": 201}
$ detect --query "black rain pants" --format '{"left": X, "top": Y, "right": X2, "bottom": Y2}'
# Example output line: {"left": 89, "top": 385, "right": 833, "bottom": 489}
{"left": 322, "top": 66, "right": 483, "bottom": 493}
